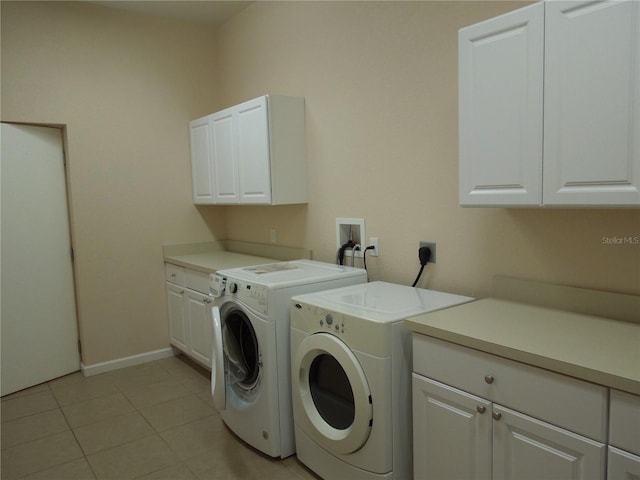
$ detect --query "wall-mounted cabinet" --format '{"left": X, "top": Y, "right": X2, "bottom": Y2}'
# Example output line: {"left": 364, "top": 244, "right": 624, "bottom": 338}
{"left": 459, "top": 0, "right": 640, "bottom": 207}
{"left": 189, "top": 95, "right": 307, "bottom": 205}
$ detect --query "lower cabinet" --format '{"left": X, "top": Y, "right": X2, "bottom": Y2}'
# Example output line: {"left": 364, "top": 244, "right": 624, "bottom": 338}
{"left": 183, "top": 289, "right": 213, "bottom": 367}
{"left": 413, "top": 375, "right": 605, "bottom": 480}
{"left": 412, "top": 375, "right": 491, "bottom": 479}
{"left": 166, "top": 283, "right": 188, "bottom": 352}
{"left": 412, "top": 334, "right": 608, "bottom": 480}
{"left": 608, "top": 447, "right": 640, "bottom": 479}
{"left": 165, "top": 263, "right": 213, "bottom": 369}
{"left": 608, "top": 389, "right": 640, "bottom": 479}
{"left": 492, "top": 406, "right": 604, "bottom": 480}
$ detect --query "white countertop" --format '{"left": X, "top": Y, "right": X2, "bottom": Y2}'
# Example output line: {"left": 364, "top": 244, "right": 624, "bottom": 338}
{"left": 164, "top": 251, "right": 279, "bottom": 273}
{"left": 406, "top": 298, "right": 640, "bottom": 395}
{"left": 162, "top": 240, "right": 312, "bottom": 273}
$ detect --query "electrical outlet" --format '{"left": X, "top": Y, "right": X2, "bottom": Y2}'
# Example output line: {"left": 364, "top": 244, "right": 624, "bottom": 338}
{"left": 369, "top": 237, "right": 379, "bottom": 257}
{"left": 419, "top": 241, "right": 436, "bottom": 264}
{"left": 336, "top": 218, "right": 365, "bottom": 258}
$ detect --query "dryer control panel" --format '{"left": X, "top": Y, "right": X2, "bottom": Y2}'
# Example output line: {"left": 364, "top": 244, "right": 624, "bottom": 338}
{"left": 291, "top": 301, "right": 394, "bottom": 357}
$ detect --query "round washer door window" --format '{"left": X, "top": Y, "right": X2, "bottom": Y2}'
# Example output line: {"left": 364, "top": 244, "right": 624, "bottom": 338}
{"left": 294, "top": 333, "right": 372, "bottom": 454}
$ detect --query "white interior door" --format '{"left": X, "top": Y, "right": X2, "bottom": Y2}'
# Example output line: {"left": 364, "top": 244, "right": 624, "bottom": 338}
{"left": 1, "top": 123, "right": 80, "bottom": 396}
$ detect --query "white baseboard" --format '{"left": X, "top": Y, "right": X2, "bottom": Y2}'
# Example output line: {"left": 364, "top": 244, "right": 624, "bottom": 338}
{"left": 80, "top": 347, "right": 175, "bottom": 377}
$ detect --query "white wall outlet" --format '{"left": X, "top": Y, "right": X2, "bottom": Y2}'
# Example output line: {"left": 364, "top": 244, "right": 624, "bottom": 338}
{"left": 336, "top": 217, "right": 365, "bottom": 258}
{"left": 270, "top": 228, "right": 277, "bottom": 243}
{"left": 369, "top": 237, "right": 379, "bottom": 256}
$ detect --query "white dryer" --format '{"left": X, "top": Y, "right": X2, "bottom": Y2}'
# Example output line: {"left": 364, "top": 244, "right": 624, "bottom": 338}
{"left": 290, "top": 281, "right": 473, "bottom": 479}
{"left": 209, "top": 260, "right": 367, "bottom": 459}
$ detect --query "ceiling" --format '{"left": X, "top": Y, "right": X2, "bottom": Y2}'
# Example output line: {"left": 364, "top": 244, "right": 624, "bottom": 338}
{"left": 89, "top": 1, "right": 253, "bottom": 28}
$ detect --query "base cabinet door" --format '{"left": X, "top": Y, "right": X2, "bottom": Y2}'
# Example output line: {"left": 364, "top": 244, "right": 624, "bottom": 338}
{"left": 184, "top": 290, "right": 213, "bottom": 367}
{"left": 608, "top": 446, "right": 640, "bottom": 479}
{"left": 412, "top": 374, "right": 606, "bottom": 480}
{"left": 492, "top": 405, "right": 606, "bottom": 480}
{"left": 412, "top": 374, "right": 491, "bottom": 480}
{"left": 166, "top": 283, "right": 187, "bottom": 352}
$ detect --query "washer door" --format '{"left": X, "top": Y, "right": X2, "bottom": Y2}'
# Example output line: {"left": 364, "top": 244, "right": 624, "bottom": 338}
{"left": 220, "top": 304, "right": 261, "bottom": 400}
{"left": 293, "top": 333, "right": 372, "bottom": 455}
{"left": 211, "top": 306, "right": 225, "bottom": 412}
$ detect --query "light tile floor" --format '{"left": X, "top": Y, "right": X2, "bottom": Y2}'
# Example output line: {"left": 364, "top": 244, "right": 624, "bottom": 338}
{"left": 1, "top": 355, "right": 319, "bottom": 480}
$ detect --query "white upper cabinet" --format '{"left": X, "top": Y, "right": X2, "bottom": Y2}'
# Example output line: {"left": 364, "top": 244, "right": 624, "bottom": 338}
{"left": 459, "top": 3, "right": 544, "bottom": 206}
{"left": 459, "top": 0, "right": 640, "bottom": 207}
{"left": 189, "top": 115, "right": 215, "bottom": 203}
{"left": 544, "top": 0, "right": 640, "bottom": 206}
{"left": 189, "top": 95, "right": 307, "bottom": 205}
{"left": 210, "top": 106, "right": 239, "bottom": 204}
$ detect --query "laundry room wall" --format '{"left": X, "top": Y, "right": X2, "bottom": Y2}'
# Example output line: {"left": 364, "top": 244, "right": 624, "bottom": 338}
{"left": 1, "top": 1, "right": 226, "bottom": 366}
{"left": 216, "top": 1, "right": 640, "bottom": 298}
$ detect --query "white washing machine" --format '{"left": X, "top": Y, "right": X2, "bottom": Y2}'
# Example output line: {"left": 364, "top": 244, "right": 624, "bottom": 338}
{"left": 290, "top": 281, "right": 474, "bottom": 479}
{"left": 208, "top": 260, "right": 367, "bottom": 459}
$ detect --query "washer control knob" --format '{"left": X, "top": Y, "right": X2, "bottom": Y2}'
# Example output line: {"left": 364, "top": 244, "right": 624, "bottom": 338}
{"left": 325, "top": 314, "right": 334, "bottom": 326}
{"left": 229, "top": 283, "right": 238, "bottom": 294}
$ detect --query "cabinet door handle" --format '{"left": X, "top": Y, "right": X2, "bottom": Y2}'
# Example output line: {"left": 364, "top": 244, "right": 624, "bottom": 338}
{"left": 476, "top": 405, "right": 486, "bottom": 414}
{"left": 492, "top": 411, "right": 502, "bottom": 421}
{"left": 484, "top": 375, "right": 495, "bottom": 384}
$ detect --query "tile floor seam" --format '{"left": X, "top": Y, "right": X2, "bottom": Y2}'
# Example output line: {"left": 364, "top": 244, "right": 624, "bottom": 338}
{"left": 1, "top": 354, "right": 319, "bottom": 480}
{"left": 35, "top": 380, "right": 100, "bottom": 480}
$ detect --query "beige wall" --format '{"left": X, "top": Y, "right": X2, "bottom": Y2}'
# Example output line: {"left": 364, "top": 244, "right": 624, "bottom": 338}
{"left": 1, "top": 2, "right": 226, "bottom": 365}
{"left": 217, "top": 1, "right": 640, "bottom": 299}
{"left": 2, "top": 1, "right": 638, "bottom": 367}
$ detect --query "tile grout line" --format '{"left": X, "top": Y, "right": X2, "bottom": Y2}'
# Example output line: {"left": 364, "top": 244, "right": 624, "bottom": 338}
{"left": 2, "top": 357, "right": 219, "bottom": 480}
{"left": 47, "top": 376, "right": 100, "bottom": 480}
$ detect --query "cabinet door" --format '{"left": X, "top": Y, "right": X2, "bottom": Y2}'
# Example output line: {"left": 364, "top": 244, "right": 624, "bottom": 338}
{"left": 610, "top": 389, "right": 640, "bottom": 456}
{"left": 459, "top": 2, "right": 544, "bottom": 206}
{"left": 544, "top": 0, "right": 640, "bottom": 206}
{"left": 412, "top": 374, "right": 491, "bottom": 480}
{"left": 166, "top": 283, "right": 187, "bottom": 352}
{"left": 608, "top": 446, "right": 640, "bottom": 479}
{"left": 189, "top": 116, "right": 215, "bottom": 204}
{"left": 236, "top": 96, "right": 272, "bottom": 204}
{"left": 492, "top": 405, "right": 606, "bottom": 480}
{"left": 211, "top": 107, "right": 239, "bottom": 204}
{"left": 184, "top": 290, "right": 213, "bottom": 367}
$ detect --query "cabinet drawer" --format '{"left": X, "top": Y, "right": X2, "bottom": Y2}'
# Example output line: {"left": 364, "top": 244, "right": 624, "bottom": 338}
{"left": 165, "top": 263, "right": 185, "bottom": 286}
{"left": 185, "top": 269, "right": 209, "bottom": 294}
{"left": 610, "top": 389, "right": 640, "bottom": 456}
{"left": 412, "top": 334, "right": 608, "bottom": 441}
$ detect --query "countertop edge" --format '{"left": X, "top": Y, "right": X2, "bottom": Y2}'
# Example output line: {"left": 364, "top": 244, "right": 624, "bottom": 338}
{"left": 405, "top": 300, "right": 640, "bottom": 397}
{"left": 162, "top": 241, "right": 312, "bottom": 273}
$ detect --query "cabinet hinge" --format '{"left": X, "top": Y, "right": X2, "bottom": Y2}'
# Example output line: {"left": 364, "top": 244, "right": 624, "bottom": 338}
{"left": 77, "top": 339, "right": 82, "bottom": 356}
